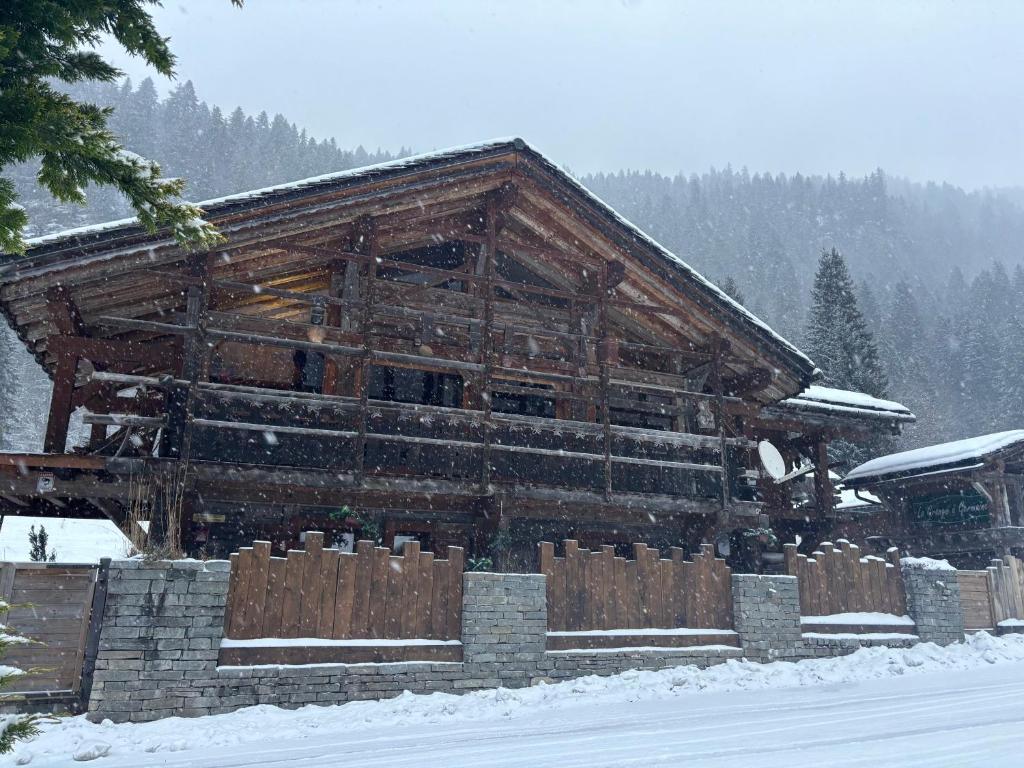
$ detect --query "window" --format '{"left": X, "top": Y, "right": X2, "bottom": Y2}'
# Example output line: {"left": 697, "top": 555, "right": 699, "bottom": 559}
{"left": 368, "top": 365, "right": 463, "bottom": 407}
{"left": 491, "top": 382, "right": 556, "bottom": 418}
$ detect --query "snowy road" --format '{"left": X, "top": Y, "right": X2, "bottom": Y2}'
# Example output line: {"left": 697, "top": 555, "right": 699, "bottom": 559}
{"left": 17, "top": 635, "right": 1024, "bottom": 767}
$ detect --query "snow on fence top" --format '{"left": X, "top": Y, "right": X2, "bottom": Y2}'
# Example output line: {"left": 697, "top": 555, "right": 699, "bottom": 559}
{"left": 8, "top": 137, "right": 814, "bottom": 379}
{"left": 779, "top": 385, "right": 915, "bottom": 423}
{"left": 845, "top": 430, "right": 1024, "bottom": 485}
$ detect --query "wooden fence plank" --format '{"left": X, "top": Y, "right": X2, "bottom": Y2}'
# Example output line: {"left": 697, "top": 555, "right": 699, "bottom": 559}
{"left": 368, "top": 546, "right": 390, "bottom": 638}
{"left": 611, "top": 557, "right": 626, "bottom": 628}
{"left": 564, "top": 540, "right": 583, "bottom": 632}
{"left": 224, "top": 553, "right": 241, "bottom": 637}
{"left": 232, "top": 548, "right": 255, "bottom": 639}
{"left": 384, "top": 555, "right": 405, "bottom": 637}
{"left": 280, "top": 550, "right": 305, "bottom": 639}
{"left": 317, "top": 548, "right": 340, "bottom": 638}
{"left": 416, "top": 552, "right": 434, "bottom": 638}
{"left": 400, "top": 541, "right": 421, "bottom": 639}
{"left": 333, "top": 554, "right": 356, "bottom": 639}
{"left": 263, "top": 557, "right": 287, "bottom": 637}
{"left": 299, "top": 533, "right": 324, "bottom": 636}
{"left": 350, "top": 540, "right": 374, "bottom": 637}
{"left": 446, "top": 546, "right": 464, "bottom": 641}
{"left": 431, "top": 559, "right": 450, "bottom": 639}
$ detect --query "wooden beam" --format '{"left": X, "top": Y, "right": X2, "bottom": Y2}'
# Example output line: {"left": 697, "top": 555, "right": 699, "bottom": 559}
{"left": 598, "top": 262, "right": 613, "bottom": 500}
{"left": 478, "top": 192, "right": 498, "bottom": 492}
{"left": 45, "top": 285, "right": 85, "bottom": 336}
{"left": 43, "top": 346, "right": 77, "bottom": 454}
{"left": 354, "top": 216, "right": 376, "bottom": 485}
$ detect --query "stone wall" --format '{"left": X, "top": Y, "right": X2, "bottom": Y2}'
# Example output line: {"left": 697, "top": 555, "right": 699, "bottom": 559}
{"left": 88, "top": 558, "right": 969, "bottom": 723}
{"left": 732, "top": 574, "right": 803, "bottom": 662}
{"left": 902, "top": 564, "right": 966, "bottom": 646}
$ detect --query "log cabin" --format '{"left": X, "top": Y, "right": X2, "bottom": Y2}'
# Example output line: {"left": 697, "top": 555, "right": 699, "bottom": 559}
{"left": 0, "top": 138, "right": 912, "bottom": 569}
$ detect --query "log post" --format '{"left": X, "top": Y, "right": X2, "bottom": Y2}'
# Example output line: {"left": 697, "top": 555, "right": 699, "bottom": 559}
{"left": 710, "top": 337, "right": 730, "bottom": 512}
{"left": 354, "top": 217, "right": 376, "bottom": 486}
{"left": 597, "top": 262, "right": 613, "bottom": 500}
{"left": 478, "top": 192, "right": 498, "bottom": 494}
{"left": 813, "top": 438, "right": 834, "bottom": 517}
{"left": 43, "top": 344, "right": 78, "bottom": 454}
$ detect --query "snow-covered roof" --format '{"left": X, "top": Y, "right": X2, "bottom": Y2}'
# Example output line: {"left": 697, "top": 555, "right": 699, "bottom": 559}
{"left": 845, "top": 430, "right": 1024, "bottom": 485}
{"left": 778, "top": 385, "right": 915, "bottom": 423}
{"left": 6, "top": 137, "right": 815, "bottom": 383}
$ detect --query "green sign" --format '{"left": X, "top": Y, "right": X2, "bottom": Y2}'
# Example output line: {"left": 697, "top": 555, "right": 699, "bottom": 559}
{"left": 909, "top": 490, "right": 989, "bottom": 526}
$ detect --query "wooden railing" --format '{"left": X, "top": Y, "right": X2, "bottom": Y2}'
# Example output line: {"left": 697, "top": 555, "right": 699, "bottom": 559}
{"left": 537, "top": 540, "right": 736, "bottom": 650}
{"left": 221, "top": 534, "right": 464, "bottom": 664}
{"left": 784, "top": 541, "right": 907, "bottom": 617}
{"left": 89, "top": 370, "right": 756, "bottom": 508}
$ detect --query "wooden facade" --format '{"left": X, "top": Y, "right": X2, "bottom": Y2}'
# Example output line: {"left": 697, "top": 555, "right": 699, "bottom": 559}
{"left": 0, "top": 139, "right": 907, "bottom": 568}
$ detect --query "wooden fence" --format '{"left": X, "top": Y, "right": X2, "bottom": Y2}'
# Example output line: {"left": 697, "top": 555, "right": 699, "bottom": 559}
{"left": 783, "top": 542, "right": 907, "bottom": 619}
{"left": 537, "top": 541, "right": 736, "bottom": 650}
{"left": 988, "top": 556, "right": 1024, "bottom": 625}
{"left": 0, "top": 562, "right": 101, "bottom": 703}
{"left": 221, "top": 534, "right": 464, "bottom": 664}
{"left": 957, "top": 570, "right": 996, "bottom": 631}
{"left": 960, "top": 556, "right": 1024, "bottom": 632}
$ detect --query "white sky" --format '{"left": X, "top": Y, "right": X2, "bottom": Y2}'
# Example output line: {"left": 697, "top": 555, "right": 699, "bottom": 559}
{"left": 100, "top": 0, "right": 1024, "bottom": 189}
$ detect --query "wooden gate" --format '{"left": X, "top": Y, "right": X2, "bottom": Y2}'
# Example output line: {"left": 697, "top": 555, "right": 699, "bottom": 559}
{"left": 784, "top": 542, "right": 907, "bottom": 618}
{"left": 0, "top": 562, "right": 99, "bottom": 701}
{"left": 222, "top": 533, "right": 465, "bottom": 665}
{"left": 987, "top": 556, "right": 1024, "bottom": 627}
{"left": 957, "top": 570, "right": 996, "bottom": 631}
{"left": 537, "top": 541, "right": 737, "bottom": 650}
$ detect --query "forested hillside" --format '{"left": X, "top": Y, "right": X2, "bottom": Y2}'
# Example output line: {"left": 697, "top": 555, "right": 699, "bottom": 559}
{"left": 0, "top": 79, "right": 405, "bottom": 451}
{"left": 583, "top": 169, "right": 1024, "bottom": 449}
{"left": 3, "top": 80, "right": 1022, "bottom": 454}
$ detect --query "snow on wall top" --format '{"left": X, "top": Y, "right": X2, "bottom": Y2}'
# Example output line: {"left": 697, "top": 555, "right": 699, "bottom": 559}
{"left": 780, "top": 385, "right": 915, "bottom": 422}
{"left": 11, "top": 137, "right": 814, "bottom": 379}
{"left": 845, "top": 430, "right": 1024, "bottom": 485}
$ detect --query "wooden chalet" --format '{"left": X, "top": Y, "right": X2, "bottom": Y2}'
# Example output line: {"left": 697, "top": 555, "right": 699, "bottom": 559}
{"left": 844, "top": 431, "right": 1024, "bottom": 568}
{"left": 0, "top": 138, "right": 910, "bottom": 568}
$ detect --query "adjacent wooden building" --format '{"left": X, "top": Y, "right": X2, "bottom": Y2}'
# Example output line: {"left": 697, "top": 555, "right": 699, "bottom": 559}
{"left": 844, "top": 431, "right": 1024, "bottom": 568}
{"left": 0, "top": 139, "right": 911, "bottom": 568}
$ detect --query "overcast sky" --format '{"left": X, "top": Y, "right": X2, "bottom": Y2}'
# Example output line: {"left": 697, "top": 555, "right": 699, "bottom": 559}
{"left": 101, "top": 1, "right": 1024, "bottom": 190}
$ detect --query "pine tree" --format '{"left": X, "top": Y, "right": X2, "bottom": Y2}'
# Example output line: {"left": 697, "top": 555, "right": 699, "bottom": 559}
{"left": 805, "top": 248, "right": 890, "bottom": 465}
{"left": 805, "top": 248, "right": 888, "bottom": 398}
{"left": 719, "top": 276, "right": 745, "bottom": 306}
{"left": 0, "top": 599, "right": 41, "bottom": 753}
{"left": 28, "top": 525, "right": 56, "bottom": 562}
{"left": 0, "top": 1, "right": 242, "bottom": 254}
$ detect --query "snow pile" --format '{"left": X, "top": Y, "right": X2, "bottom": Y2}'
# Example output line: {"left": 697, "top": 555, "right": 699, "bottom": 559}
{"left": 800, "top": 612, "right": 915, "bottom": 626}
{"left": 12, "top": 632, "right": 1024, "bottom": 765}
{"left": 900, "top": 556, "right": 956, "bottom": 571}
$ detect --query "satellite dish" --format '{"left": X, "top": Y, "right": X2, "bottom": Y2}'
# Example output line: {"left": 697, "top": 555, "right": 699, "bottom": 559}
{"left": 757, "top": 440, "right": 787, "bottom": 481}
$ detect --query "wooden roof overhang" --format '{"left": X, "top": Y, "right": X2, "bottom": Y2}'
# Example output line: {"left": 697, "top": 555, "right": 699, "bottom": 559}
{"left": 0, "top": 139, "right": 817, "bottom": 402}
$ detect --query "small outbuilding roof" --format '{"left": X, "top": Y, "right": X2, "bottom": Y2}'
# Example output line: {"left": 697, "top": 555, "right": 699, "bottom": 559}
{"left": 779, "top": 386, "right": 915, "bottom": 423}
{"left": 844, "top": 430, "right": 1024, "bottom": 486}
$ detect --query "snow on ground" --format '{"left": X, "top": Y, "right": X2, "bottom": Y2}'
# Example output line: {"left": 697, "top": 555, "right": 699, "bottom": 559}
{"left": 12, "top": 632, "right": 1024, "bottom": 767}
{"left": 0, "top": 515, "right": 132, "bottom": 563}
